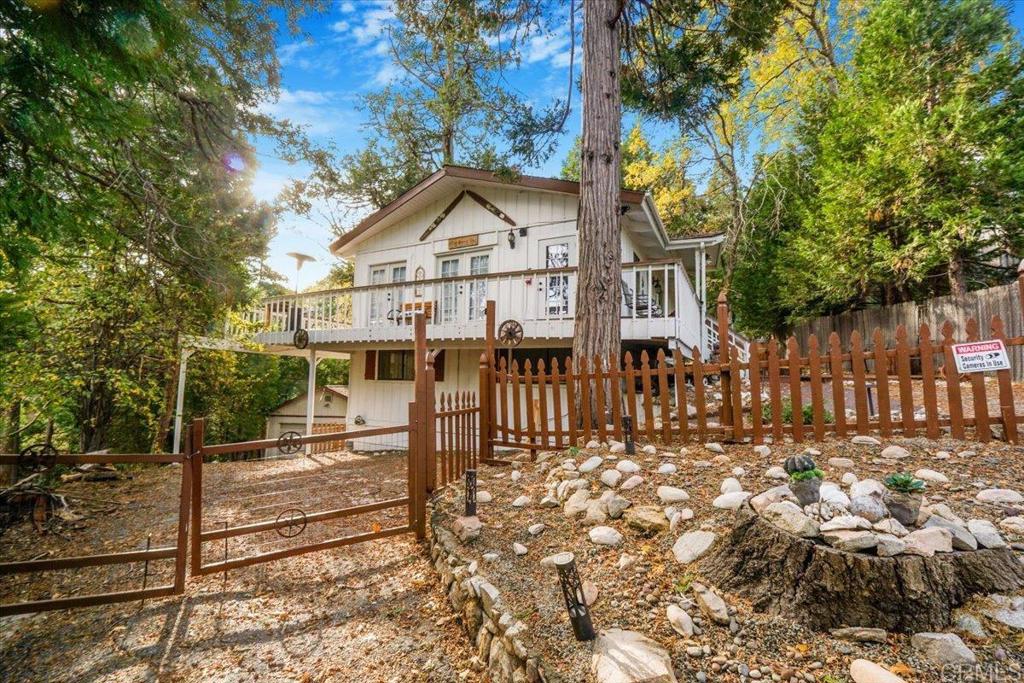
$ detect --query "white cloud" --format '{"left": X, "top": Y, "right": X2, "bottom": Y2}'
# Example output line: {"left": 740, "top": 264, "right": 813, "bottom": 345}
{"left": 352, "top": 6, "right": 395, "bottom": 46}
{"left": 330, "top": 20, "right": 350, "bottom": 33}
{"left": 256, "top": 88, "right": 357, "bottom": 136}
{"left": 339, "top": 1, "right": 356, "bottom": 12}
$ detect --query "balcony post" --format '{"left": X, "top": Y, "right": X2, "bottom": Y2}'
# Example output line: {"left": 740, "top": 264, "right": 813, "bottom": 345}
{"left": 304, "top": 348, "right": 318, "bottom": 456}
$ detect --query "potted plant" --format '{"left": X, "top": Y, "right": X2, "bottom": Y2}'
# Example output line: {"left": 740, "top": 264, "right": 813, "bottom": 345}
{"left": 883, "top": 473, "right": 926, "bottom": 526}
{"left": 785, "top": 455, "right": 824, "bottom": 506}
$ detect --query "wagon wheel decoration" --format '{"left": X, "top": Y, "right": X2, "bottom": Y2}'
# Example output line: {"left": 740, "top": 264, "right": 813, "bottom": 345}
{"left": 18, "top": 443, "right": 59, "bottom": 473}
{"left": 293, "top": 328, "right": 309, "bottom": 349}
{"left": 275, "top": 508, "right": 307, "bottom": 538}
{"left": 497, "top": 319, "right": 524, "bottom": 347}
{"left": 276, "top": 430, "right": 303, "bottom": 455}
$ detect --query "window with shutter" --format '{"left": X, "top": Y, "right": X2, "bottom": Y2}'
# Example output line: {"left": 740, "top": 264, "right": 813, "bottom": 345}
{"left": 433, "top": 350, "right": 445, "bottom": 382}
{"left": 364, "top": 350, "right": 377, "bottom": 380}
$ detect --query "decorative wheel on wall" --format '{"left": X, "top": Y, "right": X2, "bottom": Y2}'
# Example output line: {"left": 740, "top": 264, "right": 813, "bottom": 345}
{"left": 18, "top": 443, "right": 59, "bottom": 473}
{"left": 275, "top": 508, "right": 307, "bottom": 537}
{"left": 497, "top": 319, "right": 524, "bottom": 347}
{"left": 293, "top": 328, "right": 309, "bottom": 349}
{"left": 276, "top": 430, "right": 303, "bottom": 455}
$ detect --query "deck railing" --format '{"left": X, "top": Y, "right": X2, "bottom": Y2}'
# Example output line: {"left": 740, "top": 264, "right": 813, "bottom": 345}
{"left": 234, "top": 260, "right": 699, "bottom": 340}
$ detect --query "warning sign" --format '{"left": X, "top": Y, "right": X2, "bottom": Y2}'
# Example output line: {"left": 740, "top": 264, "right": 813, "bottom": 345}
{"left": 952, "top": 339, "right": 1011, "bottom": 373}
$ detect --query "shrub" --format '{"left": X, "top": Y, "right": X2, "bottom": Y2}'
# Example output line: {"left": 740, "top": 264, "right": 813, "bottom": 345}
{"left": 884, "top": 472, "right": 925, "bottom": 493}
{"left": 789, "top": 468, "right": 824, "bottom": 482}
{"left": 762, "top": 399, "right": 833, "bottom": 425}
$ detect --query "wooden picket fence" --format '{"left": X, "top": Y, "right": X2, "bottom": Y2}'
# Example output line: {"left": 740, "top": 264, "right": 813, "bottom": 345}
{"left": 476, "top": 299, "right": 1024, "bottom": 454}
{"left": 310, "top": 421, "right": 347, "bottom": 453}
{"left": 434, "top": 391, "right": 480, "bottom": 488}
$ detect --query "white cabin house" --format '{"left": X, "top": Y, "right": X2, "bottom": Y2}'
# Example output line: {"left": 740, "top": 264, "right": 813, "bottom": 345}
{"left": 193, "top": 166, "right": 745, "bottom": 452}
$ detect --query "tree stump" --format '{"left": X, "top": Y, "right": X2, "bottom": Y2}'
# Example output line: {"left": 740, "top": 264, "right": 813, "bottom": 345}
{"left": 701, "top": 505, "right": 1024, "bottom": 633}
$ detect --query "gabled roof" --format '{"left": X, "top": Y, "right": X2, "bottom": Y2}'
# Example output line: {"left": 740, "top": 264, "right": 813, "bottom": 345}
{"left": 329, "top": 165, "right": 648, "bottom": 256}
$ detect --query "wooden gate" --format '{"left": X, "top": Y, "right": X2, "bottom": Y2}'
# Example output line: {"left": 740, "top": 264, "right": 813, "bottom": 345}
{"left": 0, "top": 451, "right": 191, "bottom": 617}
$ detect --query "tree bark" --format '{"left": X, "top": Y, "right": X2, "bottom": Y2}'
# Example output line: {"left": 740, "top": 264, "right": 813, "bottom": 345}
{"left": 3, "top": 401, "right": 19, "bottom": 485}
{"left": 948, "top": 253, "right": 967, "bottom": 297}
{"left": 702, "top": 505, "right": 1024, "bottom": 632}
{"left": 574, "top": 0, "right": 622, "bottom": 382}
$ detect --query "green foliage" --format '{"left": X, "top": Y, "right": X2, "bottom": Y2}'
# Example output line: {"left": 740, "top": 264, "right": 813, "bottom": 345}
{"left": 789, "top": 468, "right": 824, "bottom": 482}
{"left": 884, "top": 472, "right": 925, "bottom": 494}
{"left": 728, "top": 0, "right": 1024, "bottom": 333}
{"left": 762, "top": 399, "right": 833, "bottom": 425}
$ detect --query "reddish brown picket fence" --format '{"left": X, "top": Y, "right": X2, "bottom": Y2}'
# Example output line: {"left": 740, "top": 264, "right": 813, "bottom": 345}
{"left": 433, "top": 390, "right": 480, "bottom": 489}
{"left": 476, "top": 303, "right": 1024, "bottom": 456}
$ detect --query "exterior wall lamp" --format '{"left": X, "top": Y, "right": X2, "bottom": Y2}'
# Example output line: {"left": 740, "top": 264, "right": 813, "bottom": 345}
{"left": 507, "top": 229, "right": 516, "bottom": 249}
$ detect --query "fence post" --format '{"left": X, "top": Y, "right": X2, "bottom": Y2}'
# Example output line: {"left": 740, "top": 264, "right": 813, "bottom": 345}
{"left": 1018, "top": 260, "right": 1024, "bottom": 321}
{"left": 479, "top": 353, "right": 494, "bottom": 463}
{"left": 425, "top": 352, "right": 437, "bottom": 494}
{"left": 174, "top": 421, "right": 193, "bottom": 592}
{"left": 189, "top": 418, "right": 205, "bottom": 577}
{"left": 412, "top": 312, "right": 428, "bottom": 539}
{"left": 717, "top": 291, "right": 733, "bottom": 428}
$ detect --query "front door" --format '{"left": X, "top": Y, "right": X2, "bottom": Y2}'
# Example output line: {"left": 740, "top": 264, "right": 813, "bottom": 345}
{"left": 538, "top": 237, "right": 576, "bottom": 318}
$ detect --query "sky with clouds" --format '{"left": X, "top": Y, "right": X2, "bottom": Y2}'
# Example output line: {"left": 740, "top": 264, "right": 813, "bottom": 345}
{"left": 253, "top": 0, "right": 587, "bottom": 289}
{"left": 253, "top": 0, "right": 1024, "bottom": 290}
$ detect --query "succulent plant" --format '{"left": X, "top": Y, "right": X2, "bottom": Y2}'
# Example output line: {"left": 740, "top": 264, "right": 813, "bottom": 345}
{"left": 884, "top": 472, "right": 925, "bottom": 494}
{"left": 784, "top": 455, "right": 817, "bottom": 474}
{"left": 789, "top": 468, "right": 824, "bottom": 482}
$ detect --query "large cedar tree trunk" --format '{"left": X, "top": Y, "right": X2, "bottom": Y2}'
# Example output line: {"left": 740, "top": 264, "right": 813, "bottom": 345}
{"left": 574, "top": 0, "right": 622, "bottom": 380}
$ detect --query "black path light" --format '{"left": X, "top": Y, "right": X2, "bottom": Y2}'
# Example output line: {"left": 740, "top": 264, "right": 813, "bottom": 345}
{"left": 465, "top": 468, "right": 477, "bottom": 517}
{"left": 553, "top": 552, "right": 596, "bottom": 641}
{"left": 622, "top": 415, "right": 636, "bottom": 455}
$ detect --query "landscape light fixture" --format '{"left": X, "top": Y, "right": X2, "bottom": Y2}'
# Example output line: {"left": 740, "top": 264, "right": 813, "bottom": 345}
{"left": 623, "top": 415, "right": 636, "bottom": 455}
{"left": 465, "top": 468, "right": 477, "bottom": 516}
{"left": 285, "top": 251, "right": 316, "bottom": 295}
{"left": 553, "top": 552, "right": 596, "bottom": 641}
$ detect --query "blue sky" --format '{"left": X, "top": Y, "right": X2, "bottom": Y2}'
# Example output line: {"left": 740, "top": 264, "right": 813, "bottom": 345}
{"left": 253, "top": 0, "right": 1024, "bottom": 289}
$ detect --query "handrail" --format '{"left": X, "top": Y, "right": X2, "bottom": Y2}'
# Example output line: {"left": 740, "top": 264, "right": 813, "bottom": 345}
{"left": 257, "top": 259, "right": 682, "bottom": 302}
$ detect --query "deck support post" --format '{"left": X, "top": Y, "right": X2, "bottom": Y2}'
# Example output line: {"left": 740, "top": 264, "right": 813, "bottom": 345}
{"left": 172, "top": 348, "right": 195, "bottom": 454}
{"left": 305, "top": 348, "right": 318, "bottom": 455}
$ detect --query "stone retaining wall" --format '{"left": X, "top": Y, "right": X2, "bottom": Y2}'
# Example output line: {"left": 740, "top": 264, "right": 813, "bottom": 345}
{"left": 429, "top": 510, "right": 560, "bottom": 683}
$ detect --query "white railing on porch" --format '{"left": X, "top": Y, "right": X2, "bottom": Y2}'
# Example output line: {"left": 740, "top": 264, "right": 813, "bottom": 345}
{"left": 704, "top": 315, "right": 750, "bottom": 362}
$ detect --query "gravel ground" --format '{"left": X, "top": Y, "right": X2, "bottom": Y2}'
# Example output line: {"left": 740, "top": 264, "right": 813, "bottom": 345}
{"left": 433, "top": 435, "right": 1024, "bottom": 682}
{"left": 0, "top": 453, "right": 474, "bottom": 683}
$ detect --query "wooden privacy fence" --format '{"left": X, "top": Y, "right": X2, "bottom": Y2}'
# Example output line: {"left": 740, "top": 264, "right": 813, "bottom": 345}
{"left": 0, "top": 451, "right": 191, "bottom": 617}
{"left": 790, "top": 267, "right": 1024, "bottom": 380}
{"left": 477, "top": 294, "right": 1024, "bottom": 455}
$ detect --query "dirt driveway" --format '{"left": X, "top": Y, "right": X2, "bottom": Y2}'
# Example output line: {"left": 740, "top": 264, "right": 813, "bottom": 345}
{"left": 0, "top": 453, "right": 474, "bottom": 682}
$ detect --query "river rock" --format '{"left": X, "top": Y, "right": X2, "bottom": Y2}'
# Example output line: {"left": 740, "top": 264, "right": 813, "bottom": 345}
{"left": 625, "top": 506, "right": 669, "bottom": 535}
{"left": 754, "top": 445, "right": 772, "bottom": 457}
{"left": 713, "top": 491, "right": 751, "bottom": 510}
{"left": 914, "top": 469, "right": 948, "bottom": 484}
{"left": 657, "top": 463, "right": 677, "bottom": 475}
{"left": 765, "top": 466, "right": 788, "bottom": 480}
{"left": 592, "top": 629, "right": 677, "bottom": 683}
{"left": 820, "top": 515, "right": 872, "bottom": 532}
{"left": 910, "top": 632, "right": 976, "bottom": 665}
{"left": 875, "top": 533, "right": 907, "bottom": 557}
{"left": 642, "top": 444, "right": 657, "bottom": 455}
{"left": 666, "top": 604, "right": 695, "bottom": 637}
{"left": 720, "top": 477, "right": 743, "bottom": 494}
{"left": 842, "top": 472, "right": 859, "bottom": 486}
{"left": 881, "top": 445, "right": 910, "bottom": 459}
{"left": 820, "top": 482, "right": 852, "bottom": 507}
{"left": 454, "top": 516, "right": 482, "bottom": 543}
{"left": 672, "top": 531, "right": 717, "bottom": 564}
{"left": 749, "top": 485, "right": 796, "bottom": 514}
{"left": 902, "top": 527, "right": 953, "bottom": 557}
{"left": 692, "top": 582, "right": 730, "bottom": 625}
{"left": 657, "top": 486, "right": 690, "bottom": 504}
{"left": 983, "top": 594, "right": 1024, "bottom": 630}
{"left": 513, "top": 542, "right": 528, "bottom": 556}
{"left": 607, "top": 495, "right": 632, "bottom": 519}
{"left": 564, "top": 489, "right": 590, "bottom": 517}
{"left": 706, "top": 442, "right": 725, "bottom": 454}
{"left": 999, "top": 516, "right": 1024, "bottom": 534}
{"left": 830, "top": 627, "right": 888, "bottom": 643}
{"left": 610, "top": 441, "right": 626, "bottom": 454}
{"left": 477, "top": 490, "right": 493, "bottom": 503}
{"left": 580, "top": 455, "right": 605, "bottom": 473}
{"left": 976, "top": 488, "right": 1024, "bottom": 505}
{"left": 600, "top": 469, "right": 623, "bottom": 488}
{"left": 620, "top": 475, "right": 644, "bottom": 491}
{"left": 873, "top": 518, "right": 909, "bottom": 537}
{"left": 967, "top": 519, "right": 1006, "bottom": 548}
{"left": 528, "top": 523, "right": 546, "bottom": 536}
{"left": 584, "top": 500, "right": 610, "bottom": 526}
{"left": 851, "top": 435, "right": 882, "bottom": 446}
{"left": 923, "top": 516, "right": 978, "bottom": 551}
{"left": 512, "top": 495, "right": 531, "bottom": 508}
{"left": 849, "top": 659, "right": 906, "bottom": 683}
{"left": 829, "top": 457, "right": 855, "bottom": 469}
{"left": 850, "top": 495, "right": 888, "bottom": 523}
{"left": 763, "top": 501, "right": 820, "bottom": 538}
{"left": 850, "top": 479, "right": 885, "bottom": 498}
{"left": 616, "top": 460, "right": 641, "bottom": 474}
{"left": 823, "top": 529, "right": 878, "bottom": 552}
{"left": 589, "top": 526, "right": 624, "bottom": 546}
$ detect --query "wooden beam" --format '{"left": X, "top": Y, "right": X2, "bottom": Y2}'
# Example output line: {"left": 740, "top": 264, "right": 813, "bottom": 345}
{"left": 419, "top": 191, "right": 465, "bottom": 241}
{"left": 465, "top": 190, "right": 516, "bottom": 226}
